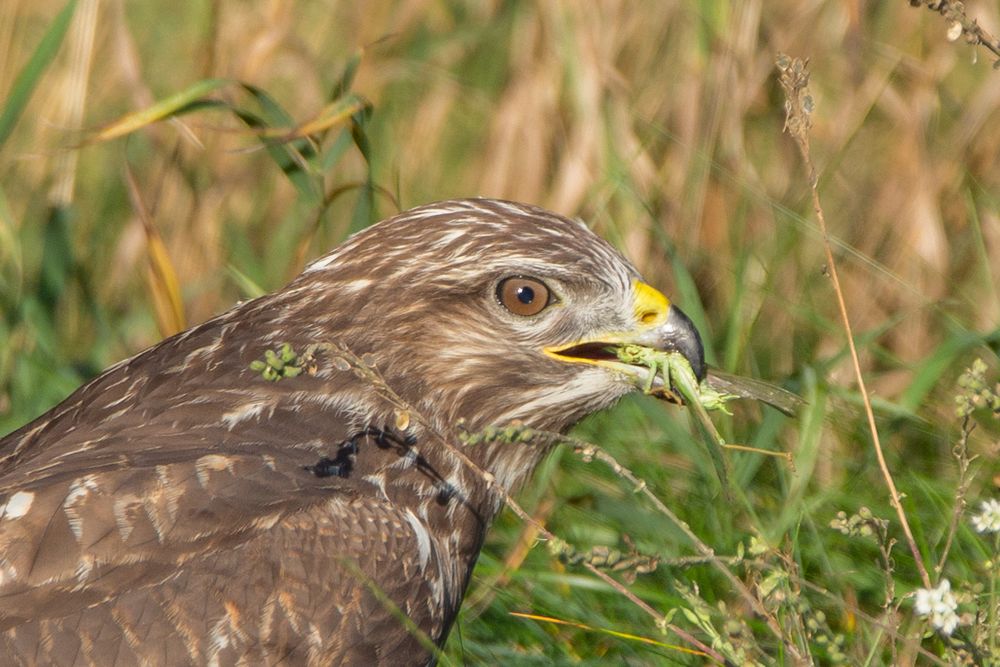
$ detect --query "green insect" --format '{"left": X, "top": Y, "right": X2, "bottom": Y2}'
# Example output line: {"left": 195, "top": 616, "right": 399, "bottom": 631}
{"left": 611, "top": 344, "right": 737, "bottom": 413}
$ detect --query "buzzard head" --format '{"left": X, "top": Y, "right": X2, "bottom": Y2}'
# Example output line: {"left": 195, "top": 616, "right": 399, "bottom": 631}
{"left": 279, "top": 199, "right": 704, "bottom": 483}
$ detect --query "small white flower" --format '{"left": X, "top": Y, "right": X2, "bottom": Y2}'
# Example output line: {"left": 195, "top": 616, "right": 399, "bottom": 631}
{"left": 914, "top": 579, "right": 960, "bottom": 636}
{"left": 971, "top": 499, "right": 1000, "bottom": 534}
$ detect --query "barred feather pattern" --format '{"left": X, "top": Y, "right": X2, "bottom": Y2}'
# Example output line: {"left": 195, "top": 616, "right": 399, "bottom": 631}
{"left": 0, "top": 199, "right": 654, "bottom": 666}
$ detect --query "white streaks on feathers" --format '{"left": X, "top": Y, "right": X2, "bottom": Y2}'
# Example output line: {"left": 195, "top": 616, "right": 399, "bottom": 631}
{"left": 155, "top": 465, "right": 182, "bottom": 525}
{"left": 441, "top": 472, "right": 469, "bottom": 520}
{"left": 276, "top": 590, "right": 304, "bottom": 633}
{"left": 497, "top": 367, "right": 622, "bottom": 426}
{"left": 430, "top": 228, "right": 466, "bottom": 249}
{"left": 101, "top": 377, "right": 144, "bottom": 410}
{"left": 0, "top": 491, "right": 34, "bottom": 520}
{"left": 221, "top": 398, "right": 276, "bottom": 430}
{"left": 340, "top": 278, "right": 373, "bottom": 293}
{"left": 195, "top": 454, "right": 235, "bottom": 487}
{"left": 387, "top": 447, "right": 419, "bottom": 471}
{"left": 490, "top": 446, "right": 544, "bottom": 497}
{"left": 64, "top": 474, "right": 100, "bottom": 507}
{"left": 306, "top": 623, "right": 325, "bottom": 664}
{"left": 363, "top": 473, "right": 389, "bottom": 502}
{"left": 74, "top": 554, "right": 96, "bottom": 581}
{"left": 206, "top": 613, "right": 232, "bottom": 667}
{"left": 404, "top": 508, "right": 432, "bottom": 572}
{"left": 64, "top": 475, "right": 101, "bottom": 540}
{"left": 0, "top": 559, "right": 18, "bottom": 586}
{"left": 286, "top": 391, "right": 379, "bottom": 431}
{"left": 178, "top": 340, "right": 225, "bottom": 372}
{"left": 251, "top": 512, "right": 282, "bottom": 531}
{"left": 112, "top": 494, "right": 142, "bottom": 541}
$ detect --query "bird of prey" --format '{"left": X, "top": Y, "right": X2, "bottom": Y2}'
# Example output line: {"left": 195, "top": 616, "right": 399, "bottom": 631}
{"left": 0, "top": 198, "right": 704, "bottom": 666}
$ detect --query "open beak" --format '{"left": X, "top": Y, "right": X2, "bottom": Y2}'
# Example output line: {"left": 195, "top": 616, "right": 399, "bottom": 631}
{"left": 543, "top": 281, "right": 705, "bottom": 388}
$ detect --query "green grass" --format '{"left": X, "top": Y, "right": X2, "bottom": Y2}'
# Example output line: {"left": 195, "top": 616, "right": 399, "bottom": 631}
{"left": 2, "top": 1, "right": 1000, "bottom": 664}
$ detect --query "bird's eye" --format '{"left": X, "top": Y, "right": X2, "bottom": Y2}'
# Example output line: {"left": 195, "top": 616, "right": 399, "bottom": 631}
{"left": 496, "top": 277, "right": 551, "bottom": 317}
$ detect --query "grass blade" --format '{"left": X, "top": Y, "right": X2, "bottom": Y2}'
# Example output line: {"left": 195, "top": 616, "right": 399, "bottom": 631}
{"left": 237, "top": 85, "right": 321, "bottom": 200}
{"left": 85, "top": 78, "right": 230, "bottom": 144}
{"left": 509, "top": 612, "right": 708, "bottom": 656}
{"left": 123, "top": 165, "right": 185, "bottom": 336}
{"left": 0, "top": 0, "right": 78, "bottom": 149}
{"left": 226, "top": 263, "right": 266, "bottom": 300}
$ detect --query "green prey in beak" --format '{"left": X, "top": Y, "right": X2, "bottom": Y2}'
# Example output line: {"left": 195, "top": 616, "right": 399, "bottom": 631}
{"left": 543, "top": 281, "right": 719, "bottom": 405}
{"left": 545, "top": 280, "right": 801, "bottom": 499}
{"left": 545, "top": 281, "right": 803, "bottom": 415}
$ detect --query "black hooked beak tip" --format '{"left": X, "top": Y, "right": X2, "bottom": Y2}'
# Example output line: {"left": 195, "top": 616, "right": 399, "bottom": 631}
{"left": 660, "top": 304, "right": 706, "bottom": 382}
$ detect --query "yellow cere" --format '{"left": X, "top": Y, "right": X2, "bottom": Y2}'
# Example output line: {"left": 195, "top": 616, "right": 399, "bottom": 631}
{"left": 632, "top": 281, "right": 670, "bottom": 326}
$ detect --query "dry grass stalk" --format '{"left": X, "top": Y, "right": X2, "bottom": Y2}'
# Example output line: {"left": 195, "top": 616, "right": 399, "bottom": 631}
{"left": 912, "top": 0, "right": 1000, "bottom": 66}
{"left": 775, "top": 53, "right": 932, "bottom": 591}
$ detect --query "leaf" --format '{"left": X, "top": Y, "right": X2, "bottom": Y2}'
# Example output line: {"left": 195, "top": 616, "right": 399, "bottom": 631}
{"left": 272, "top": 94, "right": 370, "bottom": 141}
{"left": 0, "top": 0, "right": 78, "bottom": 149}
{"left": 237, "top": 90, "right": 370, "bottom": 202}
{"left": 123, "top": 165, "right": 185, "bottom": 336}
{"left": 85, "top": 78, "right": 230, "bottom": 144}
{"left": 236, "top": 85, "right": 321, "bottom": 200}
{"left": 899, "top": 330, "right": 983, "bottom": 412}
{"left": 144, "top": 230, "right": 186, "bottom": 336}
{"left": 347, "top": 108, "right": 376, "bottom": 233}
{"left": 331, "top": 49, "right": 362, "bottom": 100}
{"left": 225, "top": 263, "right": 266, "bottom": 300}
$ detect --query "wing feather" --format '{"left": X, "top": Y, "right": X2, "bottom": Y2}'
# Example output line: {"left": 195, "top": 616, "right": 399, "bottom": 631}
{"left": 0, "top": 219, "right": 506, "bottom": 664}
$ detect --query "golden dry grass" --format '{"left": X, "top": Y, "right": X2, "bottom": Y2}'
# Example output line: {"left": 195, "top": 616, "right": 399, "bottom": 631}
{"left": 6, "top": 0, "right": 998, "bottom": 454}
{"left": 2, "top": 1, "right": 999, "bottom": 663}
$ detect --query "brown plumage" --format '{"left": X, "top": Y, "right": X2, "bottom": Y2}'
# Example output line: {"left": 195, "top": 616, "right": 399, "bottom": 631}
{"left": 0, "top": 198, "right": 703, "bottom": 666}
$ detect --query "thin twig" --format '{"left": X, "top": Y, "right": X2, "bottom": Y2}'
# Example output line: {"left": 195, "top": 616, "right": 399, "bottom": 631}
{"left": 935, "top": 417, "right": 975, "bottom": 575}
{"left": 562, "top": 432, "right": 804, "bottom": 662}
{"left": 463, "top": 497, "right": 556, "bottom": 618}
{"left": 775, "top": 54, "right": 932, "bottom": 590}
{"left": 911, "top": 0, "right": 1000, "bottom": 68}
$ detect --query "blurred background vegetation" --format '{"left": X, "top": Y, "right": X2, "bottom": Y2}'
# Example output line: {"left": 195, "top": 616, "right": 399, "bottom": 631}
{"left": 2, "top": 1, "right": 999, "bottom": 664}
